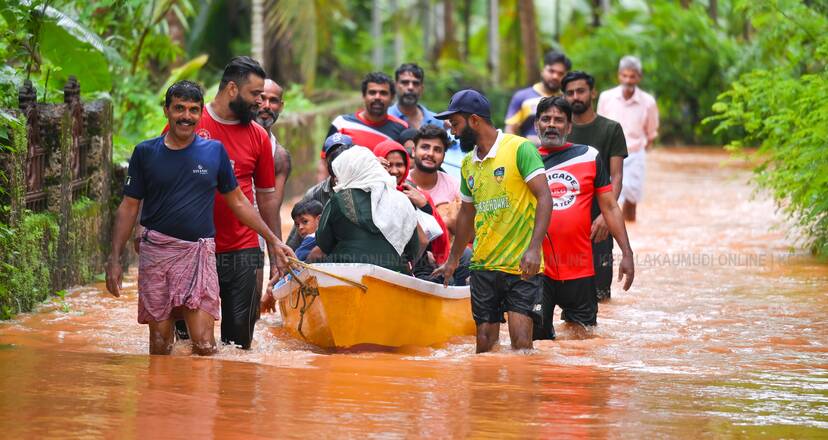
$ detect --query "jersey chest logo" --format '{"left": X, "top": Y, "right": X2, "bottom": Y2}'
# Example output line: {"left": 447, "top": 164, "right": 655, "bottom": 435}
{"left": 196, "top": 128, "right": 211, "bottom": 139}
{"left": 493, "top": 166, "right": 505, "bottom": 183}
{"left": 546, "top": 169, "right": 580, "bottom": 210}
{"left": 192, "top": 164, "right": 208, "bottom": 175}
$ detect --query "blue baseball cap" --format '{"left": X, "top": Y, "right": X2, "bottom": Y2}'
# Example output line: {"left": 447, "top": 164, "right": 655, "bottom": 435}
{"left": 434, "top": 89, "right": 491, "bottom": 120}
{"left": 322, "top": 133, "right": 354, "bottom": 158}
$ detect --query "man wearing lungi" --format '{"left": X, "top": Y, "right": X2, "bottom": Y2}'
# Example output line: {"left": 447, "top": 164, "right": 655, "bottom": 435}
{"left": 105, "top": 80, "right": 292, "bottom": 356}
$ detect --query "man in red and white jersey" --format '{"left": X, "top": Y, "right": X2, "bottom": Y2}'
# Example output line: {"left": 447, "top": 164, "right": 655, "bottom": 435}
{"left": 532, "top": 96, "right": 634, "bottom": 340}
{"left": 192, "top": 57, "right": 293, "bottom": 349}
{"left": 326, "top": 72, "right": 408, "bottom": 156}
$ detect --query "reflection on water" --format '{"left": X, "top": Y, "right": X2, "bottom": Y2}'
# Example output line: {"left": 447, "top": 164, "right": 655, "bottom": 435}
{"left": 1, "top": 148, "right": 826, "bottom": 438}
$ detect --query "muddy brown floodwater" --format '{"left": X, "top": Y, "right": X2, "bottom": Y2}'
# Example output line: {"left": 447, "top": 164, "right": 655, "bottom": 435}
{"left": 1, "top": 148, "right": 826, "bottom": 439}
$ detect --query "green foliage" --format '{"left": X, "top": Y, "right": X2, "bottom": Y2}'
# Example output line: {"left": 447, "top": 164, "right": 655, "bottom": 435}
{"left": 0, "top": 213, "right": 58, "bottom": 320}
{"left": 0, "top": 197, "right": 105, "bottom": 319}
{"left": 1, "top": 0, "right": 203, "bottom": 162}
{"left": 563, "top": 1, "right": 740, "bottom": 144}
{"left": 707, "top": 0, "right": 828, "bottom": 255}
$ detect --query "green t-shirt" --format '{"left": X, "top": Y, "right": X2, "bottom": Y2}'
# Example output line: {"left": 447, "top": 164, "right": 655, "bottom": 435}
{"left": 568, "top": 114, "right": 628, "bottom": 172}
{"left": 460, "top": 132, "right": 545, "bottom": 274}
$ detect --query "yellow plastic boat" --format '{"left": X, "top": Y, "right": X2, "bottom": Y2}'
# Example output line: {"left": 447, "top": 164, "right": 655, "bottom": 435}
{"left": 273, "top": 263, "right": 476, "bottom": 349}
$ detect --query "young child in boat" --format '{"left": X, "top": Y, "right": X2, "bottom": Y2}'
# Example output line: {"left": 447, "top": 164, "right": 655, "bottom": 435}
{"left": 291, "top": 199, "right": 324, "bottom": 261}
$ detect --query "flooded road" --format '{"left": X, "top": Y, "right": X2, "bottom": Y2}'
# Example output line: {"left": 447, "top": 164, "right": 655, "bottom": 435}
{"left": 1, "top": 148, "right": 826, "bottom": 438}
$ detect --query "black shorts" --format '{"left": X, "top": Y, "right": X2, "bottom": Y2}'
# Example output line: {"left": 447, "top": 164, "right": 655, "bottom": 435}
{"left": 533, "top": 276, "right": 597, "bottom": 340}
{"left": 469, "top": 270, "right": 542, "bottom": 325}
{"left": 592, "top": 237, "right": 613, "bottom": 300}
{"left": 216, "top": 247, "right": 265, "bottom": 349}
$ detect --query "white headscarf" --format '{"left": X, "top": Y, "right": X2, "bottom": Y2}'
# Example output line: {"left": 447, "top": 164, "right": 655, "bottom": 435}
{"left": 332, "top": 146, "right": 418, "bottom": 255}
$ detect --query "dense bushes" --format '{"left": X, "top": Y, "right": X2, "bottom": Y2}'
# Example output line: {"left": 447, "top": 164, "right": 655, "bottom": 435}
{"left": 562, "top": 1, "right": 740, "bottom": 145}
{"left": 708, "top": 1, "right": 828, "bottom": 255}
{"left": 0, "top": 213, "right": 58, "bottom": 319}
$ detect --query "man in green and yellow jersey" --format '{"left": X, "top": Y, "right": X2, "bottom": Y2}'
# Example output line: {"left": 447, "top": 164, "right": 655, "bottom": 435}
{"left": 433, "top": 90, "right": 553, "bottom": 353}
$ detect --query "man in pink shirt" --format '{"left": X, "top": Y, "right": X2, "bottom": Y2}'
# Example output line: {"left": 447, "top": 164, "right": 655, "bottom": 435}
{"left": 407, "top": 124, "right": 462, "bottom": 234}
{"left": 597, "top": 55, "right": 659, "bottom": 222}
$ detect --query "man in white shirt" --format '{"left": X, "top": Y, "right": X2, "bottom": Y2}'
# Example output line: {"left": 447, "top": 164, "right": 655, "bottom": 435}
{"left": 597, "top": 56, "right": 659, "bottom": 222}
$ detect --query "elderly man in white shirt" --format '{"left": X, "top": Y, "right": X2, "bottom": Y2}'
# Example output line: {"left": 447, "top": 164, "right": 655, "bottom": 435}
{"left": 597, "top": 56, "right": 659, "bottom": 222}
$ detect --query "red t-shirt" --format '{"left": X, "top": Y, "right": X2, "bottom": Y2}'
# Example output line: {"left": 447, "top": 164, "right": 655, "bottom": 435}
{"left": 539, "top": 143, "right": 611, "bottom": 280}
{"left": 195, "top": 104, "right": 276, "bottom": 253}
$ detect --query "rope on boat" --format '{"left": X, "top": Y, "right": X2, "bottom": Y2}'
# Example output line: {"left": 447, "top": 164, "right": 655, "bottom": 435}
{"left": 287, "top": 257, "right": 368, "bottom": 291}
{"left": 284, "top": 258, "right": 368, "bottom": 340}
{"left": 287, "top": 268, "right": 319, "bottom": 340}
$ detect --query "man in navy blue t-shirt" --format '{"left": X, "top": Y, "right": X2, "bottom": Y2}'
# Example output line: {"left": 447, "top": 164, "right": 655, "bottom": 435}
{"left": 105, "top": 80, "right": 293, "bottom": 356}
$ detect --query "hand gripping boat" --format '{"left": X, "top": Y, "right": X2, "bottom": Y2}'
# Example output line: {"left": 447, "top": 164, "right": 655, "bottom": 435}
{"left": 272, "top": 261, "right": 476, "bottom": 349}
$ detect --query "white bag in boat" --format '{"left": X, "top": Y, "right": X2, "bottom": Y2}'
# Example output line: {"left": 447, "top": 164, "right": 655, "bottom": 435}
{"left": 416, "top": 210, "right": 444, "bottom": 242}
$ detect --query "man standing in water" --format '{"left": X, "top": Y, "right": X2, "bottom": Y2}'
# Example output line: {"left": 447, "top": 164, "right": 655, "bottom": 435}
{"left": 105, "top": 81, "right": 291, "bottom": 356}
{"left": 254, "top": 78, "right": 292, "bottom": 238}
{"left": 563, "top": 71, "right": 628, "bottom": 302}
{"left": 597, "top": 56, "right": 659, "bottom": 222}
{"left": 193, "top": 56, "right": 285, "bottom": 349}
{"left": 432, "top": 90, "right": 552, "bottom": 353}
{"left": 504, "top": 51, "right": 572, "bottom": 144}
{"left": 531, "top": 96, "right": 634, "bottom": 340}
{"left": 254, "top": 78, "right": 292, "bottom": 312}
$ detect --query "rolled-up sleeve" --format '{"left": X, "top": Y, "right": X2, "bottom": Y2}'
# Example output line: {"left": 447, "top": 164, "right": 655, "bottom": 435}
{"left": 645, "top": 99, "right": 660, "bottom": 142}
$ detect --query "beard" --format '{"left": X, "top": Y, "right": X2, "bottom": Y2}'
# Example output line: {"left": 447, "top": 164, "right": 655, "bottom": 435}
{"left": 255, "top": 108, "right": 279, "bottom": 130}
{"left": 570, "top": 100, "right": 589, "bottom": 115}
{"left": 459, "top": 126, "right": 478, "bottom": 153}
{"left": 414, "top": 155, "right": 439, "bottom": 173}
{"left": 540, "top": 129, "right": 566, "bottom": 147}
{"left": 367, "top": 100, "right": 388, "bottom": 117}
{"left": 621, "top": 83, "right": 636, "bottom": 94}
{"left": 229, "top": 95, "right": 257, "bottom": 124}
{"left": 399, "top": 92, "right": 418, "bottom": 107}
{"left": 543, "top": 79, "right": 561, "bottom": 93}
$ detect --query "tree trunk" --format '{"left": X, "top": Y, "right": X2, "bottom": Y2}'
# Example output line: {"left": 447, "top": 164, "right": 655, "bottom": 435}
{"left": 443, "top": 0, "right": 456, "bottom": 55}
{"left": 680, "top": 0, "right": 691, "bottom": 8}
{"left": 708, "top": 0, "right": 718, "bottom": 22}
{"left": 462, "top": 0, "right": 472, "bottom": 61}
{"left": 421, "top": 0, "right": 432, "bottom": 57}
{"left": 518, "top": 0, "right": 540, "bottom": 83}
{"left": 554, "top": 0, "right": 561, "bottom": 41}
{"left": 165, "top": 9, "right": 186, "bottom": 64}
{"left": 372, "top": 0, "right": 383, "bottom": 70}
{"left": 251, "top": 0, "right": 264, "bottom": 64}
{"left": 487, "top": 0, "right": 499, "bottom": 85}
{"left": 591, "top": 0, "right": 602, "bottom": 27}
{"left": 392, "top": 0, "right": 403, "bottom": 66}
{"left": 432, "top": 0, "right": 457, "bottom": 62}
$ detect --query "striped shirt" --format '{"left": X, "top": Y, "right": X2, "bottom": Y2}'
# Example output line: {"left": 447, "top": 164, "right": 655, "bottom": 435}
{"left": 326, "top": 111, "right": 408, "bottom": 151}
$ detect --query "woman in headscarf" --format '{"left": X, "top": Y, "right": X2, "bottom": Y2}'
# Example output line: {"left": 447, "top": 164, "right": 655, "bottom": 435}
{"left": 315, "top": 146, "right": 424, "bottom": 273}
{"left": 373, "top": 140, "right": 452, "bottom": 280}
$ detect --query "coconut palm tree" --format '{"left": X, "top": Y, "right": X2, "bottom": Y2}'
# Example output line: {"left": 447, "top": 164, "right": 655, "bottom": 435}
{"left": 264, "top": 0, "right": 345, "bottom": 90}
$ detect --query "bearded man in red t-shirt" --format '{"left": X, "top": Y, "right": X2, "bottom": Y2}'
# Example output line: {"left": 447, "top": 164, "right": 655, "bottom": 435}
{"left": 190, "top": 57, "right": 294, "bottom": 349}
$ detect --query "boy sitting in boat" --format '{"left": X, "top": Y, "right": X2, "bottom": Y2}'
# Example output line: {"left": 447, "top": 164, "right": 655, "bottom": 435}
{"left": 291, "top": 199, "right": 323, "bottom": 262}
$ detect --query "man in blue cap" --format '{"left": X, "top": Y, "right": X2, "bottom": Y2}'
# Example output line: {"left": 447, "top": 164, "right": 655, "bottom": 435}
{"left": 284, "top": 133, "right": 354, "bottom": 250}
{"left": 432, "top": 89, "right": 553, "bottom": 353}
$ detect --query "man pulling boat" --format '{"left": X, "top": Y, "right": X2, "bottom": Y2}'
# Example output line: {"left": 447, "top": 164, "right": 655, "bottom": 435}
{"left": 105, "top": 80, "right": 293, "bottom": 356}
